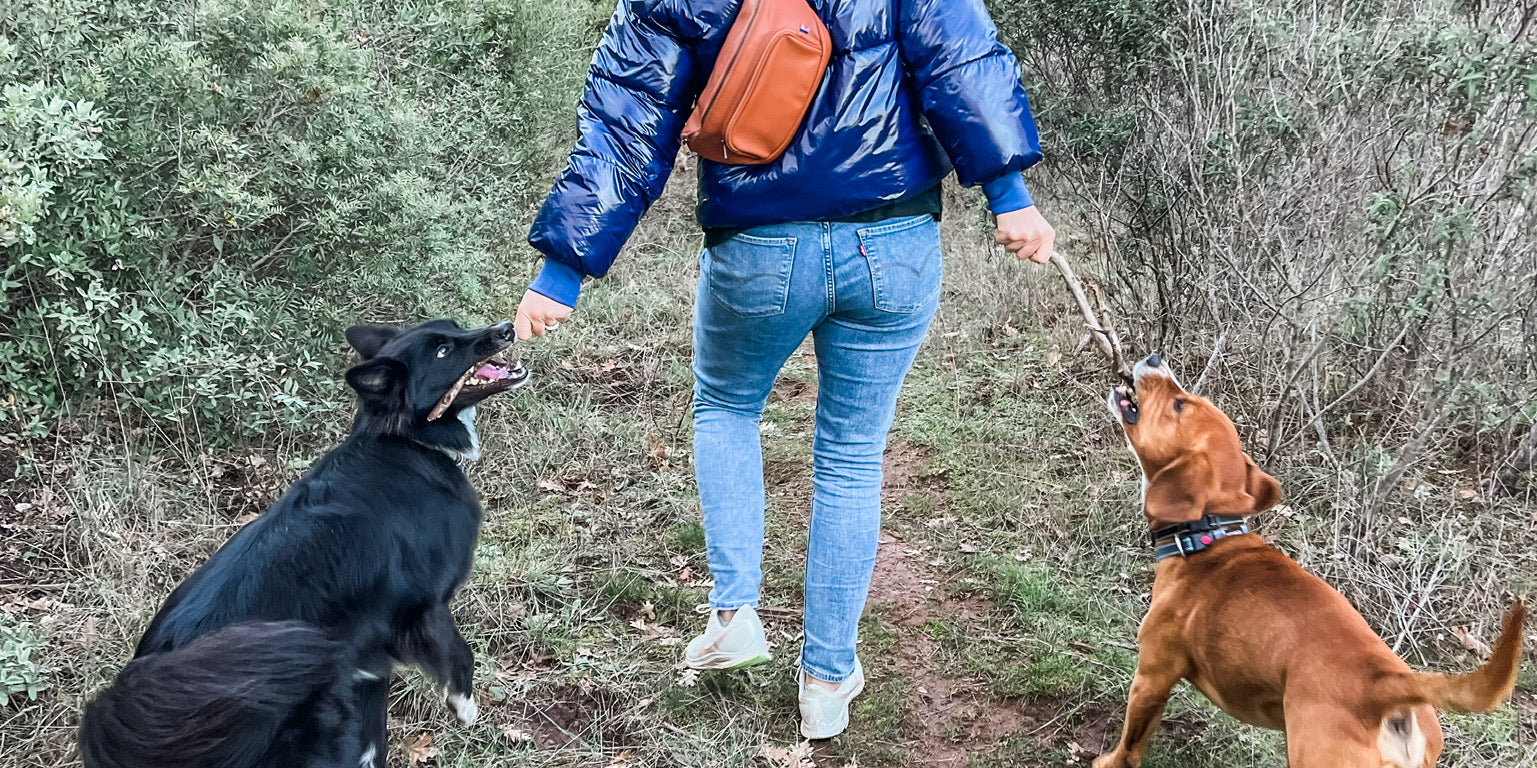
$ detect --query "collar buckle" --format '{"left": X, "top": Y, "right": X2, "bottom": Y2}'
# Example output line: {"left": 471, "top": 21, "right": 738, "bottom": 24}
{"left": 1175, "top": 533, "right": 1192, "bottom": 557}
{"left": 1152, "top": 515, "right": 1250, "bottom": 562}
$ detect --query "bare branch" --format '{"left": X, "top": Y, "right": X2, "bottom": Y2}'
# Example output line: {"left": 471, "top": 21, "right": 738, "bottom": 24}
{"left": 1048, "top": 251, "right": 1133, "bottom": 383}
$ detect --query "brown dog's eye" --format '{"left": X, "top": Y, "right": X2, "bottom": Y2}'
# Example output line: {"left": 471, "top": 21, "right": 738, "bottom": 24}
{"left": 1174, "top": 398, "right": 1187, "bottom": 413}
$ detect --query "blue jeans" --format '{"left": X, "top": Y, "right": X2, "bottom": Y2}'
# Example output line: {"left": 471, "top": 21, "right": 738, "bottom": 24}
{"left": 692, "top": 215, "right": 942, "bottom": 683}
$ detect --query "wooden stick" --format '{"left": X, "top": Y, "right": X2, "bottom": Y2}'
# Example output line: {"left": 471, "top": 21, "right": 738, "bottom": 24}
{"left": 1047, "top": 251, "right": 1133, "bottom": 383}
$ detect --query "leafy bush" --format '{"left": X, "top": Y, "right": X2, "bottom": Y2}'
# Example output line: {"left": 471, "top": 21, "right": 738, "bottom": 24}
{"left": 0, "top": 0, "right": 602, "bottom": 441}
{"left": 0, "top": 620, "right": 48, "bottom": 705}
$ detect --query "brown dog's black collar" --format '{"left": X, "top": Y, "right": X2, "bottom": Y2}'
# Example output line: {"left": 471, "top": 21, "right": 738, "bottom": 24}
{"left": 1151, "top": 515, "right": 1249, "bottom": 561}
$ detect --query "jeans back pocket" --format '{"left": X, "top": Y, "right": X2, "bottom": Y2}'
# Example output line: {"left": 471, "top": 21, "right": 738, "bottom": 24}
{"left": 856, "top": 215, "right": 942, "bottom": 313}
{"left": 703, "top": 233, "right": 797, "bottom": 318}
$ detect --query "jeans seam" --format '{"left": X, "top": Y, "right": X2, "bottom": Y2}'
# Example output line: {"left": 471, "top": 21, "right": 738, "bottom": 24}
{"left": 855, "top": 213, "right": 933, "bottom": 236}
{"left": 822, "top": 222, "right": 835, "bottom": 315}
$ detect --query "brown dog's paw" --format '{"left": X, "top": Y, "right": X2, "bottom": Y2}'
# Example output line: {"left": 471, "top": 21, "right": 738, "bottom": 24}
{"left": 1091, "top": 754, "right": 1127, "bottom": 768}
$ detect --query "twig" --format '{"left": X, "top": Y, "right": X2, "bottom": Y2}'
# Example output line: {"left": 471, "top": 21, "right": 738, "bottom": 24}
{"left": 1191, "top": 330, "right": 1228, "bottom": 394}
{"left": 752, "top": 605, "right": 803, "bottom": 621}
{"left": 1048, "top": 251, "right": 1134, "bottom": 383}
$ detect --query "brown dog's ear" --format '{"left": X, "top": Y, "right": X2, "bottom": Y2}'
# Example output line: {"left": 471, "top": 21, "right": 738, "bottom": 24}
{"left": 1200, "top": 456, "right": 1283, "bottom": 518}
{"left": 1243, "top": 458, "right": 1282, "bottom": 513}
{"left": 1144, "top": 454, "right": 1215, "bottom": 524}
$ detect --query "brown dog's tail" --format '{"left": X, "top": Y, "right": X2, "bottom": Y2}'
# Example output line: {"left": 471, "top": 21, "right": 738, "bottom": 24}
{"left": 1372, "top": 601, "right": 1525, "bottom": 768}
{"left": 1372, "top": 600, "right": 1526, "bottom": 715}
{"left": 1411, "top": 599, "right": 1526, "bottom": 713}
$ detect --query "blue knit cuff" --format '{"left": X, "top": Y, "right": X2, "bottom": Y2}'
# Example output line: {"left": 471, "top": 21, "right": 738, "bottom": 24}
{"left": 981, "top": 173, "right": 1035, "bottom": 215}
{"left": 528, "top": 259, "right": 582, "bottom": 308}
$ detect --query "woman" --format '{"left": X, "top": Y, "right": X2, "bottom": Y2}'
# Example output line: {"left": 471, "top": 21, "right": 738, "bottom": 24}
{"left": 516, "top": 0, "right": 1054, "bottom": 739}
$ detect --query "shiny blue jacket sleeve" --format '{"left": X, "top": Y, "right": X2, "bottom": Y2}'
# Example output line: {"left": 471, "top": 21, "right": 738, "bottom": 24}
{"left": 527, "top": 1, "right": 719, "bottom": 305}
{"left": 897, "top": 0, "right": 1043, "bottom": 189}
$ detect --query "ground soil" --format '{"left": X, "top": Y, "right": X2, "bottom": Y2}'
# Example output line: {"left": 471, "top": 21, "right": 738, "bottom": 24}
{"left": 865, "top": 441, "right": 1057, "bottom": 766}
{"left": 512, "top": 685, "right": 637, "bottom": 752}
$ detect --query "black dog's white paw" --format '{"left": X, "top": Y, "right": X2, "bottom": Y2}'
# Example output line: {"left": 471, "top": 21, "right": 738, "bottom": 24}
{"left": 448, "top": 692, "right": 479, "bottom": 725}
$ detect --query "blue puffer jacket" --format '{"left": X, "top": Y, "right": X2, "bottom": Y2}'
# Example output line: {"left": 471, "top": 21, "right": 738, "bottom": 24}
{"left": 527, "top": 0, "right": 1043, "bottom": 306}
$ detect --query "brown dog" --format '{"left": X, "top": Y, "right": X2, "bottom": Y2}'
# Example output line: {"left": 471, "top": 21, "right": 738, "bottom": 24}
{"left": 1097, "top": 354, "right": 1526, "bottom": 768}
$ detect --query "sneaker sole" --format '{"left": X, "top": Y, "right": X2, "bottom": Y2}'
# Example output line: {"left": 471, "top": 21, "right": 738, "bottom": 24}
{"left": 682, "top": 652, "right": 772, "bottom": 671}
{"left": 799, "top": 675, "right": 866, "bottom": 740}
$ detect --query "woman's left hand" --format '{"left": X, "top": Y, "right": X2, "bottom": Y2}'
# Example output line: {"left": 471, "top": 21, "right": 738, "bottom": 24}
{"left": 513, "top": 290, "right": 574, "bottom": 340}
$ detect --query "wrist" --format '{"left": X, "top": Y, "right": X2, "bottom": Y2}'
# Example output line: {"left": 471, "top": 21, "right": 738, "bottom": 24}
{"left": 982, "top": 173, "right": 1035, "bottom": 215}
{"left": 528, "top": 259, "right": 582, "bottom": 308}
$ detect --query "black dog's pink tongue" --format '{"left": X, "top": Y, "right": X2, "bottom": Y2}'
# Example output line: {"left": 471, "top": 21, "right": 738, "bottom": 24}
{"left": 475, "top": 364, "right": 509, "bottom": 380}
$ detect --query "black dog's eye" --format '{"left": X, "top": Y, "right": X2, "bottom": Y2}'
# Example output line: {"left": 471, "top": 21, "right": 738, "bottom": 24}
{"left": 436, "top": 344, "right": 450, "bottom": 359}
{"left": 1174, "top": 398, "right": 1187, "bottom": 413}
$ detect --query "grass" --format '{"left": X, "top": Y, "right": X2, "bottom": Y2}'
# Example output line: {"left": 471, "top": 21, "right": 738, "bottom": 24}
{"left": 4, "top": 121, "right": 1536, "bottom": 768}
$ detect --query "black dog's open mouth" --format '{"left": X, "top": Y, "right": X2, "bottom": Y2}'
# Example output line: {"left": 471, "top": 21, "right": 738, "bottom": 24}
{"left": 428, "top": 354, "right": 530, "bottom": 421}
{"left": 1113, "top": 384, "right": 1140, "bottom": 425}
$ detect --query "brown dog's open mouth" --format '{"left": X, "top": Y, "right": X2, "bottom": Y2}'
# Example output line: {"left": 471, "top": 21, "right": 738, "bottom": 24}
{"left": 1113, "top": 384, "right": 1140, "bottom": 425}
{"left": 428, "top": 354, "right": 530, "bottom": 421}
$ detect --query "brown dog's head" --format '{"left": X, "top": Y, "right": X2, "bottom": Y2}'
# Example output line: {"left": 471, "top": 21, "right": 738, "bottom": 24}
{"left": 1107, "top": 354, "right": 1281, "bottom": 526}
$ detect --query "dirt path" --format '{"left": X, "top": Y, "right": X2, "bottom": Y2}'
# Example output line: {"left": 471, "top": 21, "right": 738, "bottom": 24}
{"left": 864, "top": 441, "right": 1044, "bottom": 766}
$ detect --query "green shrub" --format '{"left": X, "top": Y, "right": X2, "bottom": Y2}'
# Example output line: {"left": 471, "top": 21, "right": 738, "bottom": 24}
{"left": 0, "top": 620, "right": 48, "bottom": 705}
{"left": 0, "top": 0, "right": 603, "bottom": 441}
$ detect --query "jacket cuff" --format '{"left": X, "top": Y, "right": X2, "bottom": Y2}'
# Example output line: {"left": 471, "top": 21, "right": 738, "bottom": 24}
{"left": 981, "top": 173, "right": 1035, "bottom": 215}
{"left": 528, "top": 259, "right": 583, "bottom": 308}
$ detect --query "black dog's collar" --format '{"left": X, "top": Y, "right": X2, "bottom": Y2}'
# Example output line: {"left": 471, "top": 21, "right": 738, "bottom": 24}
{"left": 1151, "top": 515, "right": 1249, "bottom": 561}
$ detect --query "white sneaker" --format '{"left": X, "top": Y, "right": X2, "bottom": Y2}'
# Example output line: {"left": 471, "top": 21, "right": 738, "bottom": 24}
{"left": 798, "top": 658, "right": 865, "bottom": 739}
{"left": 682, "top": 605, "right": 772, "bottom": 670}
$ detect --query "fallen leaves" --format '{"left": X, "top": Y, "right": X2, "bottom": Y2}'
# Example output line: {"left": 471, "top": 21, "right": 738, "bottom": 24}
{"left": 648, "top": 435, "right": 670, "bottom": 468}
{"left": 669, "top": 554, "right": 695, "bottom": 585}
{"left": 499, "top": 724, "right": 535, "bottom": 744}
{"left": 1452, "top": 625, "right": 1492, "bottom": 657}
{"left": 408, "top": 732, "right": 437, "bottom": 764}
{"left": 757, "top": 741, "right": 815, "bottom": 768}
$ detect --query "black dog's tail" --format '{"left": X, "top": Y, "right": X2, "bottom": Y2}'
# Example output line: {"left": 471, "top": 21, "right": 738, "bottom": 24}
{"left": 79, "top": 621, "right": 350, "bottom": 768}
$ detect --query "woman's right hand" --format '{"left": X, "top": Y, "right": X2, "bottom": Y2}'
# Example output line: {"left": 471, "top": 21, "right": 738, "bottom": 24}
{"left": 995, "top": 205, "right": 1056, "bottom": 264}
{"left": 513, "top": 289, "right": 574, "bottom": 340}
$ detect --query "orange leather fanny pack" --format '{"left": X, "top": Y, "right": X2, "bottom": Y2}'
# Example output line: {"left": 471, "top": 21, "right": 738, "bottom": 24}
{"left": 682, "top": 0, "right": 831, "bottom": 165}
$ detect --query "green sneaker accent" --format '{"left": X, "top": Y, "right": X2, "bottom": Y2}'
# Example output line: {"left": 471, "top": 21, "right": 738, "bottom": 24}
{"left": 729, "top": 654, "right": 772, "bottom": 669}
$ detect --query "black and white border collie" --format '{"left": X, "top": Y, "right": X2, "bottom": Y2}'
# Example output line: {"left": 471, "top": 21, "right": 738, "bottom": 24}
{"left": 79, "top": 319, "right": 527, "bottom": 768}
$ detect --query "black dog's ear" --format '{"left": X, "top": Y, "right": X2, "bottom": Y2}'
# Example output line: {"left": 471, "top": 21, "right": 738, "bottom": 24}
{"left": 345, "top": 325, "right": 401, "bottom": 359}
{"left": 345, "top": 357, "right": 407, "bottom": 402}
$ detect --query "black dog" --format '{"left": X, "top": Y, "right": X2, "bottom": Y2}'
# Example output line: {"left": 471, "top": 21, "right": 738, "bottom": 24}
{"left": 79, "top": 319, "right": 527, "bottom": 768}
